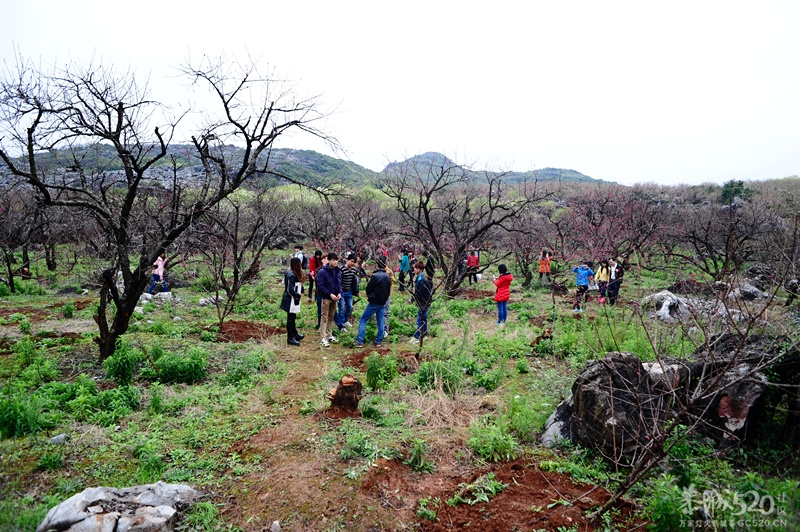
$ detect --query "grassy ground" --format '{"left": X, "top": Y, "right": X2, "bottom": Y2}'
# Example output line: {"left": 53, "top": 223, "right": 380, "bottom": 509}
{"left": 1, "top": 260, "right": 798, "bottom": 531}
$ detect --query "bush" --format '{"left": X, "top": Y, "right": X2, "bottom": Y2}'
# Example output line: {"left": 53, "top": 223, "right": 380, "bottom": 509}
{"left": 221, "top": 350, "right": 268, "bottom": 386}
{"left": 365, "top": 352, "right": 399, "bottom": 390}
{"left": 0, "top": 392, "right": 44, "bottom": 438}
{"left": 467, "top": 419, "right": 517, "bottom": 462}
{"left": 416, "top": 360, "right": 463, "bottom": 396}
{"left": 61, "top": 302, "right": 75, "bottom": 319}
{"left": 103, "top": 342, "right": 141, "bottom": 386}
{"left": 358, "top": 394, "right": 406, "bottom": 427}
{"left": 156, "top": 348, "right": 208, "bottom": 384}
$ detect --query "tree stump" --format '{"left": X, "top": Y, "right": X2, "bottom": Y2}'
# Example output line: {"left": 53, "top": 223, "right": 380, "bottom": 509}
{"left": 325, "top": 375, "right": 363, "bottom": 411}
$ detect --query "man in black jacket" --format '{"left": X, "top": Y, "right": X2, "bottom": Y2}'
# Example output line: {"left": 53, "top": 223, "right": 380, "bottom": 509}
{"left": 409, "top": 261, "right": 432, "bottom": 344}
{"left": 354, "top": 257, "right": 392, "bottom": 347}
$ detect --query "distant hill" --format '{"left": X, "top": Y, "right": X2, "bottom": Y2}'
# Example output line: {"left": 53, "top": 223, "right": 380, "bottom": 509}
{"left": 382, "top": 152, "right": 603, "bottom": 184}
{"left": 1, "top": 146, "right": 602, "bottom": 188}
{"left": 0, "top": 144, "right": 379, "bottom": 188}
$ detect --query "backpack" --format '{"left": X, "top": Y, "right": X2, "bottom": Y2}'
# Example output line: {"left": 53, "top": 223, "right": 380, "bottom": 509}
{"left": 301, "top": 254, "right": 309, "bottom": 270}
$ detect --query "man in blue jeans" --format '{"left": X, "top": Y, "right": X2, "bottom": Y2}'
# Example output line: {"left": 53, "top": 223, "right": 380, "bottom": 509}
{"left": 355, "top": 257, "right": 392, "bottom": 348}
{"left": 335, "top": 253, "right": 358, "bottom": 330}
{"left": 408, "top": 261, "right": 432, "bottom": 344}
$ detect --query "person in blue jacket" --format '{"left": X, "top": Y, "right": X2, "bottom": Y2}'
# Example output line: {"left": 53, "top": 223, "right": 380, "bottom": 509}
{"left": 571, "top": 261, "right": 595, "bottom": 313}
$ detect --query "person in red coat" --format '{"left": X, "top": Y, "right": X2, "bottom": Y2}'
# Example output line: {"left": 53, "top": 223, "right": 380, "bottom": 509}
{"left": 493, "top": 264, "right": 513, "bottom": 324}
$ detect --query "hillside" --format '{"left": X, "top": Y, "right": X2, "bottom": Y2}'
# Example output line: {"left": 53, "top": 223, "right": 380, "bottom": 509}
{"left": 1, "top": 146, "right": 601, "bottom": 188}
{"left": 382, "top": 152, "right": 603, "bottom": 184}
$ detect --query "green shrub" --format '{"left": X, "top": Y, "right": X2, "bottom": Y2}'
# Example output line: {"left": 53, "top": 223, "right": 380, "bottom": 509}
{"left": 467, "top": 419, "right": 517, "bottom": 462}
{"left": 416, "top": 497, "right": 439, "bottom": 521}
{"left": 0, "top": 392, "right": 44, "bottom": 438}
{"left": 156, "top": 348, "right": 208, "bottom": 384}
{"left": 61, "top": 302, "right": 75, "bottom": 319}
{"left": 103, "top": 342, "right": 141, "bottom": 386}
{"left": 446, "top": 473, "right": 508, "bottom": 506}
{"left": 416, "top": 360, "right": 463, "bottom": 396}
{"left": 37, "top": 452, "right": 63, "bottom": 471}
{"left": 0, "top": 283, "right": 10, "bottom": 297}
{"left": 515, "top": 358, "right": 530, "bottom": 374}
{"left": 365, "top": 352, "right": 399, "bottom": 390}
{"left": 184, "top": 502, "right": 220, "bottom": 532}
{"left": 338, "top": 419, "right": 390, "bottom": 460}
{"left": 500, "top": 395, "right": 548, "bottom": 443}
{"left": 404, "top": 439, "right": 435, "bottom": 473}
{"left": 199, "top": 330, "right": 217, "bottom": 342}
{"left": 221, "top": 350, "right": 267, "bottom": 386}
{"left": 147, "top": 383, "right": 164, "bottom": 415}
{"left": 473, "top": 367, "right": 506, "bottom": 392}
{"left": 358, "top": 395, "right": 406, "bottom": 427}
{"left": 18, "top": 318, "right": 32, "bottom": 335}
{"left": 17, "top": 358, "right": 61, "bottom": 389}
{"left": 13, "top": 336, "right": 40, "bottom": 367}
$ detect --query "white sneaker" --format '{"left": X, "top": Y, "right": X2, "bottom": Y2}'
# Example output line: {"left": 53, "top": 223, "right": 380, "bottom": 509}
{"left": 321, "top": 338, "right": 330, "bottom": 347}
{"left": 408, "top": 337, "right": 419, "bottom": 344}
{"left": 327, "top": 336, "right": 338, "bottom": 343}
{"left": 344, "top": 321, "right": 353, "bottom": 328}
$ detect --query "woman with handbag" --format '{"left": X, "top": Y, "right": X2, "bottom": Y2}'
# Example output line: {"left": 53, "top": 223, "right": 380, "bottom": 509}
{"left": 281, "top": 257, "right": 306, "bottom": 346}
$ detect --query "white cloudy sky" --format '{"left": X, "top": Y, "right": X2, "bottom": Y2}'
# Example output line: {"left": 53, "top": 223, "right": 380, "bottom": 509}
{"left": 4, "top": 0, "right": 799, "bottom": 185}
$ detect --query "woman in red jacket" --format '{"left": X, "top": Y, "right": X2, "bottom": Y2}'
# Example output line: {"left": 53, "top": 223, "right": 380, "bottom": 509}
{"left": 493, "top": 264, "right": 513, "bottom": 324}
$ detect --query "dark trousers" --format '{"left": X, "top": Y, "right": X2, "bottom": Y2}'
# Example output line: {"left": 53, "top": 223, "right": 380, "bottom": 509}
{"left": 286, "top": 312, "right": 298, "bottom": 341}
{"left": 308, "top": 277, "right": 315, "bottom": 301}
{"left": 598, "top": 281, "right": 608, "bottom": 298}
{"left": 468, "top": 267, "right": 478, "bottom": 284}
{"left": 574, "top": 285, "right": 589, "bottom": 309}
{"left": 399, "top": 270, "right": 407, "bottom": 291}
{"left": 608, "top": 280, "right": 621, "bottom": 306}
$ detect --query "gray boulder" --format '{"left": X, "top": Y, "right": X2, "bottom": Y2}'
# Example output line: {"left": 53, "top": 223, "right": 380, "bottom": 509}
{"left": 37, "top": 482, "right": 200, "bottom": 532}
{"left": 641, "top": 290, "right": 690, "bottom": 323}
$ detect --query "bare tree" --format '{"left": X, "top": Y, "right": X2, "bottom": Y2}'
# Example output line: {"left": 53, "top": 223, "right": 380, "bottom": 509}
{"left": 189, "top": 190, "right": 288, "bottom": 327}
{"left": 379, "top": 155, "right": 545, "bottom": 294}
{"left": 0, "top": 53, "right": 334, "bottom": 360}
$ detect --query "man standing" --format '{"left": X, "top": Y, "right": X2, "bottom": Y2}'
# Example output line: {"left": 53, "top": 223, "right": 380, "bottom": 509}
{"left": 336, "top": 253, "right": 359, "bottom": 329}
{"left": 409, "top": 261, "right": 432, "bottom": 344}
{"left": 354, "top": 257, "right": 392, "bottom": 348}
{"left": 316, "top": 253, "right": 342, "bottom": 347}
{"left": 607, "top": 258, "right": 624, "bottom": 306}
{"left": 398, "top": 249, "right": 410, "bottom": 292}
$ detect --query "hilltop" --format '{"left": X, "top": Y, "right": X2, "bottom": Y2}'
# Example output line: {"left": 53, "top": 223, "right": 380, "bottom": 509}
{"left": 0, "top": 146, "right": 602, "bottom": 188}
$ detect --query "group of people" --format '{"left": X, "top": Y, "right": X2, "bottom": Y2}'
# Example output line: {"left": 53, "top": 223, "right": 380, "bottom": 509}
{"left": 284, "top": 245, "right": 435, "bottom": 347}
{"left": 282, "top": 244, "right": 624, "bottom": 346}
{"left": 571, "top": 257, "right": 624, "bottom": 312}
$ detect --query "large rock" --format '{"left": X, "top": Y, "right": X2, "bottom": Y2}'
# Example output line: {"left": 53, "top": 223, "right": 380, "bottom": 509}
{"left": 37, "top": 482, "right": 200, "bottom": 532}
{"left": 541, "top": 336, "right": 794, "bottom": 461}
{"left": 641, "top": 290, "right": 690, "bottom": 323}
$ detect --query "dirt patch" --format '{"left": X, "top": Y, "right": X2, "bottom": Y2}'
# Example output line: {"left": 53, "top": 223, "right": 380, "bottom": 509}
{"left": 458, "top": 289, "right": 495, "bottom": 301}
{"left": 0, "top": 298, "right": 95, "bottom": 324}
{"left": 316, "top": 405, "right": 361, "bottom": 420}
{"left": 362, "top": 458, "right": 644, "bottom": 531}
{"left": 216, "top": 320, "right": 284, "bottom": 342}
{"left": 0, "top": 306, "right": 51, "bottom": 322}
{"left": 529, "top": 315, "right": 551, "bottom": 328}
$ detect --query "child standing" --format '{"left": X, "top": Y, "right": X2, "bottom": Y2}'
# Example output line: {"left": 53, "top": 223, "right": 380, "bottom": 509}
{"left": 571, "top": 261, "right": 595, "bottom": 313}
{"left": 538, "top": 250, "right": 551, "bottom": 284}
{"left": 493, "top": 264, "right": 513, "bottom": 324}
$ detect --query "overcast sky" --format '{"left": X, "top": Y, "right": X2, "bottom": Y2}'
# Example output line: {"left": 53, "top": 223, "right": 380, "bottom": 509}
{"left": 4, "top": 1, "right": 799, "bottom": 185}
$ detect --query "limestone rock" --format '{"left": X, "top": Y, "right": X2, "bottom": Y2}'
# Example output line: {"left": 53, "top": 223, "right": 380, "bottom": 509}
{"left": 641, "top": 290, "right": 689, "bottom": 323}
{"left": 37, "top": 482, "right": 199, "bottom": 532}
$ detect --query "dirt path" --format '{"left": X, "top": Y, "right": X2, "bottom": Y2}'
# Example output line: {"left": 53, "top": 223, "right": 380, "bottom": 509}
{"left": 212, "top": 332, "right": 643, "bottom": 531}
